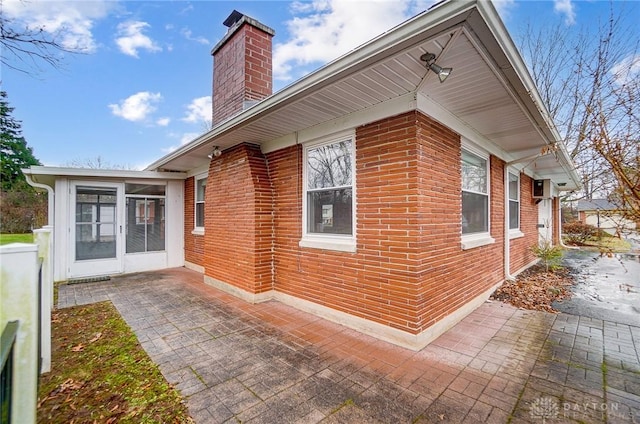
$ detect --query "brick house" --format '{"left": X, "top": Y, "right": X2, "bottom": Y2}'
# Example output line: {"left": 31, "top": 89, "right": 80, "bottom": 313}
{"left": 576, "top": 199, "right": 636, "bottom": 236}
{"left": 25, "top": 0, "right": 580, "bottom": 349}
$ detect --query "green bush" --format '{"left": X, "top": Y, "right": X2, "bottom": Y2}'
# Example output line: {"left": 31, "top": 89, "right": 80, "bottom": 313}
{"left": 562, "top": 221, "right": 597, "bottom": 245}
{"left": 0, "top": 184, "right": 47, "bottom": 233}
{"left": 531, "top": 242, "right": 563, "bottom": 272}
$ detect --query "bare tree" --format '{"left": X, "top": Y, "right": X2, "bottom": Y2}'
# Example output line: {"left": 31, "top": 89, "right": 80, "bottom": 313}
{"left": 64, "top": 156, "right": 135, "bottom": 170}
{"left": 1, "top": 2, "right": 77, "bottom": 73}
{"left": 516, "top": 3, "right": 640, "bottom": 223}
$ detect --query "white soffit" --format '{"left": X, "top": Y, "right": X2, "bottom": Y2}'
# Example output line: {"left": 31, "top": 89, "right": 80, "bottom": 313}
{"left": 146, "top": 1, "right": 579, "bottom": 190}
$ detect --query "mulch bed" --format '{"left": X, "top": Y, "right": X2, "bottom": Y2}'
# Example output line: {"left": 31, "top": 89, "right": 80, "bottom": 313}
{"left": 490, "top": 264, "right": 575, "bottom": 313}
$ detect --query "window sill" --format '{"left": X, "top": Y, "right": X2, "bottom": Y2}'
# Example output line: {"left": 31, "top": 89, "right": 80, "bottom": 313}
{"left": 509, "top": 230, "right": 525, "bottom": 240}
{"left": 461, "top": 234, "right": 495, "bottom": 250}
{"left": 299, "top": 237, "right": 356, "bottom": 253}
{"left": 191, "top": 228, "right": 205, "bottom": 236}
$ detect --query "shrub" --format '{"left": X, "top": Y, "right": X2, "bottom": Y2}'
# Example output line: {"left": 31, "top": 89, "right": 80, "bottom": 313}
{"left": 562, "top": 221, "right": 597, "bottom": 245}
{"left": 0, "top": 186, "right": 47, "bottom": 233}
{"left": 531, "top": 242, "right": 564, "bottom": 272}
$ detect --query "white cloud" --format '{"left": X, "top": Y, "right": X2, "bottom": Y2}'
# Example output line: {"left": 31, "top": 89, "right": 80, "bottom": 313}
{"left": 274, "top": 0, "right": 418, "bottom": 81}
{"left": 109, "top": 92, "right": 163, "bottom": 122}
{"left": 2, "top": 0, "right": 116, "bottom": 53}
{"left": 554, "top": 0, "right": 576, "bottom": 25}
{"left": 183, "top": 96, "right": 212, "bottom": 123}
{"left": 610, "top": 54, "right": 640, "bottom": 86}
{"left": 181, "top": 28, "right": 210, "bottom": 45}
{"left": 115, "top": 21, "right": 161, "bottom": 58}
{"left": 156, "top": 117, "right": 171, "bottom": 126}
{"left": 162, "top": 132, "right": 200, "bottom": 153}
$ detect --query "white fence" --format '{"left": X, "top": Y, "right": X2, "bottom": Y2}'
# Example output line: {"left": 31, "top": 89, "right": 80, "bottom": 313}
{"left": 0, "top": 226, "right": 53, "bottom": 424}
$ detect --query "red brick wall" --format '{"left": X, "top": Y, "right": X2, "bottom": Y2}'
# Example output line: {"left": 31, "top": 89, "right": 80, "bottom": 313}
{"left": 212, "top": 23, "right": 273, "bottom": 125}
{"left": 412, "top": 115, "right": 505, "bottom": 330}
{"left": 204, "top": 143, "right": 274, "bottom": 294}
{"left": 196, "top": 110, "right": 539, "bottom": 335}
{"left": 265, "top": 111, "right": 510, "bottom": 334}
{"left": 184, "top": 177, "right": 204, "bottom": 266}
{"left": 244, "top": 25, "right": 273, "bottom": 102}
{"left": 268, "top": 113, "right": 422, "bottom": 332}
{"left": 509, "top": 173, "right": 539, "bottom": 274}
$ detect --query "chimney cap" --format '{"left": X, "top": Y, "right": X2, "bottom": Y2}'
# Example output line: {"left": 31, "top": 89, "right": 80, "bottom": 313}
{"left": 212, "top": 10, "right": 275, "bottom": 56}
{"left": 223, "top": 10, "right": 244, "bottom": 28}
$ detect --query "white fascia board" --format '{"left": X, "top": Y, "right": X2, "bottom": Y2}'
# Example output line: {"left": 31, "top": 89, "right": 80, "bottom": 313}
{"left": 475, "top": 0, "right": 581, "bottom": 190}
{"left": 262, "top": 92, "right": 417, "bottom": 153}
{"left": 146, "top": 1, "right": 479, "bottom": 171}
{"left": 23, "top": 166, "right": 187, "bottom": 180}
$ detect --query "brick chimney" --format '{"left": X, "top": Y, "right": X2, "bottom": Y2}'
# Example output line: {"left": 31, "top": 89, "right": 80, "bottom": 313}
{"left": 211, "top": 10, "right": 275, "bottom": 125}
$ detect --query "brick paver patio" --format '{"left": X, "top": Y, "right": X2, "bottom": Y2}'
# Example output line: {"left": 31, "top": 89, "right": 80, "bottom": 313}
{"left": 58, "top": 268, "right": 640, "bottom": 423}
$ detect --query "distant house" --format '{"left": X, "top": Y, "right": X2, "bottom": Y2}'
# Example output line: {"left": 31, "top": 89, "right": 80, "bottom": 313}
{"left": 576, "top": 199, "right": 636, "bottom": 236}
{"left": 24, "top": 0, "right": 580, "bottom": 350}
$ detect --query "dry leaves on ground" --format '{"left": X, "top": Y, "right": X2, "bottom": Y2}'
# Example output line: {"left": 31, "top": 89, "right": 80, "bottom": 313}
{"left": 490, "top": 265, "right": 575, "bottom": 313}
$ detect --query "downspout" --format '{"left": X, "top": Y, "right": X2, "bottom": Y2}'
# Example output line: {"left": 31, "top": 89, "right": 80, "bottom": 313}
{"left": 24, "top": 173, "right": 54, "bottom": 227}
{"left": 557, "top": 195, "right": 579, "bottom": 250}
{"left": 503, "top": 166, "right": 515, "bottom": 280}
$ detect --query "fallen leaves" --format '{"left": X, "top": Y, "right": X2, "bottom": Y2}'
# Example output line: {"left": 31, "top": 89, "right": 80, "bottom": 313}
{"left": 491, "top": 266, "right": 574, "bottom": 313}
{"left": 70, "top": 344, "right": 84, "bottom": 352}
{"left": 89, "top": 332, "right": 102, "bottom": 343}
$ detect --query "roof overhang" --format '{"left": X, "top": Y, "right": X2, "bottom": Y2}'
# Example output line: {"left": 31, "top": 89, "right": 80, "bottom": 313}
{"left": 145, "top": 0, "right": 580, "bottom": 191}
{"left": 23, "top": 166, "right": 186, "bottom": 188}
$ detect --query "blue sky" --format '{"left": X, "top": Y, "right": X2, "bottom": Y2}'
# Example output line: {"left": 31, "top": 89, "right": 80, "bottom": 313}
{"left": 2, "top": 0, "right": 638, "bottom": 169}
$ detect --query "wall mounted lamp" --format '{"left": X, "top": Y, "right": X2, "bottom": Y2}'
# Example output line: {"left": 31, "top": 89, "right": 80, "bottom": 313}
{"left": 420, "top": 52, "right": 453, "bottom": 83}
{"left": 207, "top": 146, "right": 222, "bottom": 159}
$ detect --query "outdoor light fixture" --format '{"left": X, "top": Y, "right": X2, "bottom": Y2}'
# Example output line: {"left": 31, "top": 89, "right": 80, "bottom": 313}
{"left": 207, "top": 146, "right": 222, "bottom": 159}
{"left": 420, "top": 52, "right": 452, "bottom": 83}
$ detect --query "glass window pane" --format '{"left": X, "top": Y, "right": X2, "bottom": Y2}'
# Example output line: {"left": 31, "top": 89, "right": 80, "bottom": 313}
{"left": 462, "top": 191, "right": 488, "bottom": 234}
{"left": 509, "top": 200, "right": 519, "bottom": 229}
{"left": 125, "top": 183, "right": 165, "bottom": 196}
{"left": 126, "top": 198, "right": 145, "bottom": 253}
{"left": 196, "top": 178, "right": 207, "bottom": 202}
{"left": 196, "top": 203, "right": 205, "bottom": 227}
{"left": 75, "top": 187, "right": 117, "bottom": 260}
{"left": 126, "top": 197, "right": 166, "bottom": 253}
{"left": 461, "top": 150, "right": 487, "bottom": 194}
{"left": 508, "top": 173, "right": 519, "bottom": 201}
{"left": 307, "top": 140, "right": 352, "bottom": 190}
{"left": 307, "top": 188, "right": 352, "bottom": 235}
{"left": 147, "top": 199, "right": 165, "bottom": 252}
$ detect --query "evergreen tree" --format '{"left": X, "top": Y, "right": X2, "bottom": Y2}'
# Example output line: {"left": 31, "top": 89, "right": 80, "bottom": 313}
{"left": 0, "top": 90, "right": 41, "bottom": 190}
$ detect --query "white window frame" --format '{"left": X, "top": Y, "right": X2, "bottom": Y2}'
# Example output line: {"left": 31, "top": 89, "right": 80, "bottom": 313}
{"left": 193, "top": 173, "right": 207, "bottom": 235}
{"left": 461, "top": 143, "right": 495, "bottom": 250}
{"left": 300, "top": 130, "right": 356, "bottom": 252}
{"left": 508, "top": 170, "right": 524, "bottom": 239}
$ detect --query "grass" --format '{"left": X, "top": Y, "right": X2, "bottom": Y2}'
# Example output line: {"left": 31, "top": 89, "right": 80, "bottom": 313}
{"left": 38, "top": 301, "right": 193, "bottom": 424}
{"left": 581, "top": 233, "right": 631, "bottom": 252}
{"left": 0, "top": 233, "right": 33, "bottom": 245}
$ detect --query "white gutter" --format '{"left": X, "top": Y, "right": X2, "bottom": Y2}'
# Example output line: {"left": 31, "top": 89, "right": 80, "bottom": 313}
{"left": 503, "top": 166, "right": 515, "bottom": 280}
{"left": 24, "top": 166, "right": 186, "bottom": 180}
{"left": 24, "top": 174, "right": 54, "bottom": 227}
{"left": 475, "top": 0, "right": 582, "bottom": 192}
{"left": 558, "top": 196, "right": 579, "bottom": 250}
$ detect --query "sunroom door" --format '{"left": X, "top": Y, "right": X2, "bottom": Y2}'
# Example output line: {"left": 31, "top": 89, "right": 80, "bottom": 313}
{"left": 69, "top": 182, "right": 123, "bottom": 278}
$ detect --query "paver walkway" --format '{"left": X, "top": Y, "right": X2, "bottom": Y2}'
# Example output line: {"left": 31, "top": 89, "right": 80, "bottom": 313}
{"left": 58, "top": 268, "right": 640, "bottom": 423}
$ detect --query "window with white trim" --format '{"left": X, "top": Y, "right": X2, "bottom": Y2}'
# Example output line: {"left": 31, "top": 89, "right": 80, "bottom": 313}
{"left": 461, "top": 149, "right": 489, "bottom": 235}
{"left": 195, "top": 175, "right": 207, "bottom": 229}
{"left": 301, "top": 134, "right": 355, "bottom": 251}
{"left": 508, "top": 171, "right": 520, "bottom": 230}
